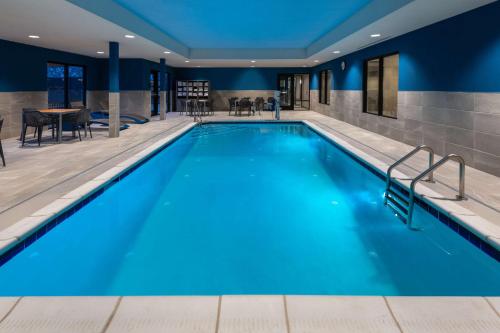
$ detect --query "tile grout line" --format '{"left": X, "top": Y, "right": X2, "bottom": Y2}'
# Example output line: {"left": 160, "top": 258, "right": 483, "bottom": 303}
{"left": 383, "top": 297, "right": 404, "bottom": 333}
{"left": 309, "top": 118, "right": 500, "bottom": 214}
{"left": 484, "top": 297, "right": 500, "bottom": 318}
{"left": 0, "top": 119, "right": 192, "bottom": 217}
{"left": 0, "top": 297, "right": 22, "bottom": 325}
{"left": 283, "top": 295, "right": 291, "bottom": 333}
{"left": 215, "top": 295, "right": 222, "bottom": 333}
{"left": 101, "top": 296, "right": 122, "bottom": 333}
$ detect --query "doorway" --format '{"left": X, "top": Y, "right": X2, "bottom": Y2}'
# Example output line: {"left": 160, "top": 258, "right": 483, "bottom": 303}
{"left": 150, "top": 70, "right": 159, "bottom": 116}
{"left": 277, "top": 73, "right": 310, "bottom": 110}
{"left": 294, "top": 74, "right": 310, "bottom": 110}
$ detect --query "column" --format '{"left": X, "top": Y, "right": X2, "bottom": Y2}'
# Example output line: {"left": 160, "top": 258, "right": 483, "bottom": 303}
{"left": 159, "top": 58, "right": 167, "bottom": 120}
{"left": 108, "top": 41, "right": 120, "bottom": 137}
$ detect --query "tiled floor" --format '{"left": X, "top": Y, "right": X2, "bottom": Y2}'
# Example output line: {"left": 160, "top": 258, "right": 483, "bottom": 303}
{"left": 0, "top": 111, "right": 499, "bottom": 331}
{"left": 0, "top": 296, "right": 498, "bottom": 333}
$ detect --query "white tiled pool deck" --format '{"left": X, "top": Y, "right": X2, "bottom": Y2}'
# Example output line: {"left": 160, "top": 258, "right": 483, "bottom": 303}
{"left": 0, "top": 111, "right": 499, "bottom": 332}
{"left": 0, "top": 296, "right": 498, "bottom": 333}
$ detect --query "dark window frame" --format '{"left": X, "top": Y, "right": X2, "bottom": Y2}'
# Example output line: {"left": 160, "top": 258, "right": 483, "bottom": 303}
{"left": 362, "top": 52, "right": 399, "bottom": 119}
{"left": 47, "top": 61, "right": 87, "bottom": 109}
{"left": 318, "top": 69, "right": 331, "bottom": 105}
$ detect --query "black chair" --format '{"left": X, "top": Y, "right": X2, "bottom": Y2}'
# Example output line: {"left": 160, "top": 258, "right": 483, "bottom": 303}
{"left": 0, "top": 118, "right": 5, "bottom": 167}
{"left": 81, "top": 109, "right": 93, "bottom": 138}
{"left": 21, "top": 110, "right": 56, "bottom": 146}
{"left": 238, "top": 98, "right": 252, "bottom": 116}
{"left": 265, "top": 97, "right": 276, "bottom": 111}
{"left": 62, "top": 109, "right": 89, "bottom": 141}
{"left": 255, "top": 97, "right": 265, "bottom": 114}
{"left": 228, "top": 97, "right": 238, "bottom": 115}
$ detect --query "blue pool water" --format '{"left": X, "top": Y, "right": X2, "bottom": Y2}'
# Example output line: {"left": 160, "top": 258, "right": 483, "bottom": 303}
{"left": 0, "top": 123, "right": 498, "bottom": 296}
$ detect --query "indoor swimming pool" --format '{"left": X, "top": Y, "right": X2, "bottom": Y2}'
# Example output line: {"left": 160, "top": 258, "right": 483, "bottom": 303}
{"left": 0, "top": 122, "right": 498, "bottom": 296}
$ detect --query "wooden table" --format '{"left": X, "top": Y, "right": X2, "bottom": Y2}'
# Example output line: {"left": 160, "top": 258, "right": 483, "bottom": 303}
{"left": 38, "top": 109, "right": 80, "bottom": 143}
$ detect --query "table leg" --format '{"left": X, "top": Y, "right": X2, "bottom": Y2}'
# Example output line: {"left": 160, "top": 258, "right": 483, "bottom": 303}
{"left": 58, "top": 114, "right": 62, "bottom": 143}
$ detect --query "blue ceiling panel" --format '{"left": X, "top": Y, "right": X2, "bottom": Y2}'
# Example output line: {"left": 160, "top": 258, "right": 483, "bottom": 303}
{"left": 114, "top": 0, "right": 372, "bottom": 48}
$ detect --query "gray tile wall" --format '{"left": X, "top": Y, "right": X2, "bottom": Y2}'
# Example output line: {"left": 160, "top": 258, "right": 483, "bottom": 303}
{"left": 120, "top": 91, "right": 151, "bottom": 120}
{"left": 0, "top": 92, "right": 47, "bottom": 139}
{"left": 87, "top": 90, "right": 108, "bottom": 112}
{"left": 0, "top": 91, "right": 110, "bottom": 140}
{"left": 311, "top": 89, "right": 500, "bottom": 176}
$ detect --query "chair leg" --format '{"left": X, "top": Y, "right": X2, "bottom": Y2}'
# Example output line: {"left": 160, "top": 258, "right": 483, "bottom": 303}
{"left": 37, "top": 126, "right": 42, "bottom": 146}
{"left": 77, "top": 127, "right": 81, "bottom": 141}
{"left": 88, "top": 125, "right": 93, "bottom": 138}
{"left": 0, "top": 140, "right": 5, "bottom": 167}
{"left": 21, "top": 124, "right": 28, "bottom": 147}
{"left": 33, "top": 127, "right": 37, "bottom": 138}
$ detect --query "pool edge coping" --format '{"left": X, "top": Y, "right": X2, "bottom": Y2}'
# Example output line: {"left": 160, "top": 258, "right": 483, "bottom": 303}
{"left": 0, "top": 122, "right": 198, "bottom": 256}
{"left": 303, "top": 120, "right": 500, "bottom": 253}
{"left": 0, "top": 119, "right": 498, "bottom": 263}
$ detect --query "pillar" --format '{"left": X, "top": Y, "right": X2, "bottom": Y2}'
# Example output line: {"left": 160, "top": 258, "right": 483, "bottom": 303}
{"left": 159, "top": 58, "right": 167, "bottom": 120}
{"left": 108, "top": 42, "right": 120, "bottom": 137}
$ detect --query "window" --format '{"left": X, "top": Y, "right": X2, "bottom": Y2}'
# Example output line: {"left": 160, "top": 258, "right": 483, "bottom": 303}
{"left": 363, "top": 53, "right": 399, "bottom": 118}
{"left": 47, "top": 62, "right": 86, "bottom": 108}
{"left": 319, "top": 70, "right": 331, "bottom": 105}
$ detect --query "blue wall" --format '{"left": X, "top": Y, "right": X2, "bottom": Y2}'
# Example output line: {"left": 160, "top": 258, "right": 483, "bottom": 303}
{"left": 0, "top": 39, "right": 174, "bottom": 92}
{"left": 311, "top": 1, "right": 500, "bottom": 92}
{"left": 2, "top": 1, "right": 498, "bottom": 94}
{"left": 0, "top": 39, "right": 106, "bottom": 92}
{"left": 119, "top": 58, "right": 174, "bottom": 91}
{"left": 174, "top": 67, "right": 309, "bottom": 90}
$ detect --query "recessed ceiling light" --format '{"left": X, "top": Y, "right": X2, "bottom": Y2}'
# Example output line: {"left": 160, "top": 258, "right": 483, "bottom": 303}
{"left": 28, "top": 35, "right": 40, "bottom": 39}
{"left": 97, "top": 51, "right": 104, "bottom": 54}
{"left": 251, "top": 60, "right": 256, "bottom": 63}
{"left": 185, "top": 60, "right": 190, "bottom": 63}
{"left": 370, "top": 33, "right": 381, "bottom": 38}
{"left": 124, "top": 34, "right": 135, "bottom": 39}
{"left": 333, "top": 50, "right": 341, "bottom": 54}
{"left": 314, "top": 60, "right": 319, "bottom": 63}
{"left": 163, "top": 51, "right": 171, "bottom": 54}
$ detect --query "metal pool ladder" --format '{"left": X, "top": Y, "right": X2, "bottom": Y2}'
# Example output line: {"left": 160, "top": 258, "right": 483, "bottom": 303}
{"left": 384, "top": 145, "right": 467, "bottom": 229}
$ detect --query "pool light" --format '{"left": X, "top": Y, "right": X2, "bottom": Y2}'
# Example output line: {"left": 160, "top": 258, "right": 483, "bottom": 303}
{"left": 28, "top": 35, "right": 40, "bottom": 39}
{"left": 370, "top": 33, "right": 381, "bottom": 38}
{"left": 124, "top": 35, "right": 135, "bottom": 39}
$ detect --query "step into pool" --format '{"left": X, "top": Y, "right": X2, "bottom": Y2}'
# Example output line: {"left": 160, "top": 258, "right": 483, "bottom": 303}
{"left": 0, "top": 122, "right": 498, "bottom": 296}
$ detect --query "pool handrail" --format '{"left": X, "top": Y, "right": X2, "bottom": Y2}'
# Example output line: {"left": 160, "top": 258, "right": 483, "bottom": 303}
{"left": 407, "top": 154, "right": 466, "bottom": 229}
{"left": 384, "top": 145, "right": 434, "bottom": 205}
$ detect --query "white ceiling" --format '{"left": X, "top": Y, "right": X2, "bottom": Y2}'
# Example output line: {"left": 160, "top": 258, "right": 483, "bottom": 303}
{"left": 0, "top": 0, "right": 493, "bottom": 68}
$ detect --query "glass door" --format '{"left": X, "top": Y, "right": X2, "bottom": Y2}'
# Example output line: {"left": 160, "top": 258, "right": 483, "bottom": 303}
{"left": 278, "top": 74, "right": 294, "bottom": 110}
{"left": 150, "top": 71, "right": 159, "bottom": 116}
{"left": 293, "top": 74, "right": 310, "bottom": 110}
